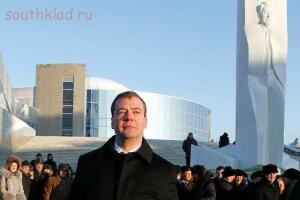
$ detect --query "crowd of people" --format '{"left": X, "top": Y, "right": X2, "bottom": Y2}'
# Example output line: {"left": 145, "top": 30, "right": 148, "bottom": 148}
{"left": 1, "top": 152, "right": 300, "bottom": 200}
{"left": 176, "top": 164, "right": 300, "bottom": 200}
{"left": 0, "top": 153, "right": 73, "bottom": 200}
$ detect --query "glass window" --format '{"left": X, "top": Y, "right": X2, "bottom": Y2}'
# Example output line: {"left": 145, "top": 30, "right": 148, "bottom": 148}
{"left": 91, "top": 90, "right": 99, "bottom": 102}
{"left": 86, "top": 128, "right": 90, "bottom": 137}
{"left": 63, "top": 90, "right": 73, "bottom": 105}
{"left": 62, "top": 115, "right": 73, "bottom": 129}
{"left": 63, "top": 90, "right": 73, "bottom": 101}
{"left": 62, "top": 129, "right": 72, "bottom": 136}
{"left": 87, "top": 90, "right": 91, "bottom": 102}
{"left": 62, "top": 106, "right": 73, "bottom": 114}
{"left": 63, "top": 82, "right": 74, "bottom": 89}
{"left": 86, "top": 103, "right": 91, "bottom": 115}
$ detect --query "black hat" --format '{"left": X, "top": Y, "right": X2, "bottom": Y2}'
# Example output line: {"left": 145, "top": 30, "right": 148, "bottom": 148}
{"left": 235, "top": 169, "right": 248, "bottom": 178}
{"left": 251, "top": 170, "right": 263, "bottom": 180}
{"left": 35, "top": 158, "right": 43, "bottom": 164}
{"left": 21, "top": 160, "right": 31, "bottom": 167}
{"left": 222, "top": 169, "right": 236, "bottom": 177}
{"left": 262, "top": 164, "right": 278, "bottom": 174}
{"left": 283, "top": 168, "right": 300, "bottom": 180}
{"left": 43, "top": 164, "right": 52, "bottom": 170}
{"left": 58, "top": 163, "right": 70, "bottom": 171}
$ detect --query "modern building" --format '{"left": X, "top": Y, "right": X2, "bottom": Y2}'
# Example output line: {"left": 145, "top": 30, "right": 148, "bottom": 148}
{"left": 86, "top": 77, "right": 211, "bottom": 141}
{"left": 35, "top": 64, "right": 86, "bottom": 136}
{"left": 0, "top": 54, "right": 36, "bottom": 151}
{"left": 3, "top": 61, "right": 211, "bottom": 141}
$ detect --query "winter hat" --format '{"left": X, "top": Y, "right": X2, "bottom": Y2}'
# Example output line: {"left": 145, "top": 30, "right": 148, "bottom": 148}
{"left": 283, "top": 168, "right": 300, "bottom": 180}
{"left": 235, "top": 169, "right": 248, "bottom": 178}
{"left": 222, "top": 169, "right": 236, "bottom": 177}
{"left": 43, "top": 164, "right": 52, "bottom": 170}
{"left": 35, "top": 157, "right": 43, "bottom": 165}
{"left": 251, "top": 170, "right": 263, "bottom": 180}
{"left": 5, "top": 155, "right": 21, "bottom": 170}
{"left": 262, "top": 164, "right": 278, "bottom": 175}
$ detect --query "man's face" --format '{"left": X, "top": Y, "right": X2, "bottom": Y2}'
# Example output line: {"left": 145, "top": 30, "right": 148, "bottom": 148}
{"left": 59, "top": 170, "right": 67, "bottom": 178}
{"left": 43, "top": 168, "right": 52, "bottom": 176}
{"left": 216, "top": 169, "right": 224, "bottom": 179}
{"left": 184, "top": 170, "right": 192, "bottom": 182}
{"left": 226, "top": 175, "right": 235, "bottom": 183}
{"left": 35, "top": 163, "right": 43, "bottom": 171}
{"left": 111, "top": 97, "right": 147, "bottom": 141}
{"left": 21, "top": 166, "right": 30, "bottom": 174}
{"left": 265, "top": 172, "right": 277, "bottom": 183}
{"left": 235, "top": 175, "right": 243, "bottom": 185}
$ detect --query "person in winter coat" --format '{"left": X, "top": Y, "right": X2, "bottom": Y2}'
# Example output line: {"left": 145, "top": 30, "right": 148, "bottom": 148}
{"left": 43, "top": 154, "right": 57, "bottom": 175}
{"left": 43, "top": 163, "right": 72, "bottom": 200}
{"left": 0, "top": 155, "right": 26, "bottom": 200}
{"left": 253, "top": 164, "right": 280, "bottom": 200}
{"left": 193, "top": 165, "right": 216, "bottom": 200}
{"left": 20, "top": 160, "right": 32, "bottom": 200}
{"left": 216, "top": 168, "right": 236, "bottom": 200}
{"left": 30, "top": 158, "right": 47, "bottom": 200}
{"left": 182, "top": 132, "right": 198, "bottom": 166}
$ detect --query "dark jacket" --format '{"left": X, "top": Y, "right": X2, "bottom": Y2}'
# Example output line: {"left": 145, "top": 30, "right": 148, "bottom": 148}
{"left": 21, "top": 172, "right": 31, "bottom": 199}
{"left": 44, "top": 175, "right": 72, "bottom": 200}
{"left": 286, "top": 180, "right": 300, "bottom": 200}
{"left": 253, "top": 178, "right": 280, "bottom": 200}
{"left": 216, "top": 179, "right": 235, "bottom": 200}
{"left": 182, "top": 137, "right": 198, "bottom": 158}
{"left": 194, "top": 178, "right": 216, "bottom": 200}
{"left": 30, "top": 170, "right": 48, "bottom": 200}
{"left": 44, "top": 160, "right": 57, "bottom": 174}
{"left": 71, "top": 136, "right": 179, "bottom": 200}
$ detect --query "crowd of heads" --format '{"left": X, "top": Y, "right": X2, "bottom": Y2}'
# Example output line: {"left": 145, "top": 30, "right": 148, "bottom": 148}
{"left": 175, "top": 163, "right": 300, "bottom": 200}
{"left": 1, "top": 153, "right": 73, "bottom": 200}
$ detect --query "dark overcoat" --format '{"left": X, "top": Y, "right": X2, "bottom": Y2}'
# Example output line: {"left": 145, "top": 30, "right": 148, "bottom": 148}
{"left": 70, "top": 136, "right": 179, "bottom": 200}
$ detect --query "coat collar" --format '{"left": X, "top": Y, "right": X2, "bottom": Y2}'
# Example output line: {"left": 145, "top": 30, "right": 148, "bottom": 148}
{"left": 100, "top": 135, "right": 153, "bottom": 164}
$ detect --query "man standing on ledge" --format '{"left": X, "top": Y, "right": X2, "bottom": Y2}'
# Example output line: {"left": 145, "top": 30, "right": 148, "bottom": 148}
{"left": 182, "top": 132, "right": 198, "bottom": 166}
{"left": 71, "top": 91, "right": 178, "bottom": 200}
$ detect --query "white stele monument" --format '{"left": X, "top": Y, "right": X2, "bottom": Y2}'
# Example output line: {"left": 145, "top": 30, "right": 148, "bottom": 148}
{"left": 191, "top": 0, "right": 287, "bottom": 168}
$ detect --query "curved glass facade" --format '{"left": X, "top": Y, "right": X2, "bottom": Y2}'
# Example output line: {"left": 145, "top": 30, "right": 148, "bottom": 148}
{"left": 86, "top": 90, "right": 211, "bottom": 142}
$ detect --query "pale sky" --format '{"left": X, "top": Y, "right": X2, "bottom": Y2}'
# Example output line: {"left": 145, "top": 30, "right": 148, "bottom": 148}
{"left": 0, "top": 0, "right": 299, "bottom": 143}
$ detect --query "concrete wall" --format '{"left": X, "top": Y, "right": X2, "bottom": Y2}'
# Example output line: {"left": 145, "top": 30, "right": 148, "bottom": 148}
{"left": 35, "top": 64, "right": 86, "bottom": 136}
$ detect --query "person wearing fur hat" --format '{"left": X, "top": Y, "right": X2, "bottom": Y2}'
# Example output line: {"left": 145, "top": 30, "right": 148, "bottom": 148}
{"left": 0, "top": 155, "right": 26, "bottom": 200}
{"left": 216, "top": 168, "right": 236, "bottom": 200}
{"left": 253, "top": 164, "right": 280, "bottom": 200}
{"left": 43, "top": 163, "right": 72, "bottom": 200}
{"left": 233, "top": 169, "right": 248, "bottom": 200}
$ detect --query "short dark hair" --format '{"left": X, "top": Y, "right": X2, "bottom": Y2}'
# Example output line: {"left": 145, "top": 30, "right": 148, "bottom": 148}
{"left": 111, "top": 91, "right": 147, "bottom": 117}
{"left": 22, "top": 160, "right": 31, "bottom": 167}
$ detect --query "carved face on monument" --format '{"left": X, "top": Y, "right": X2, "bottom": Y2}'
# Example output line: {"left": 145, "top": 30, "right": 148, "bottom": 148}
{"left": 256, "top": 2, "right": 270, "bottom": 27}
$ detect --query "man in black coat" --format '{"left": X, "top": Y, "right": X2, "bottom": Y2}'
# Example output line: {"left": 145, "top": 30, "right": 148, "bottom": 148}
{"left": 20, "top": 160, "right": 31, "bottom": 200}
{"left": 182, "top": 132, "right": 198, "bottom": 166}
{"left": 71, "top": 91, "right": 178, "bottom": 200}
{"left": 253, "top": 164, "right": 280, "bottom": 200}
{"left": 216, "top": 168, "right": 236, "bottom": 200}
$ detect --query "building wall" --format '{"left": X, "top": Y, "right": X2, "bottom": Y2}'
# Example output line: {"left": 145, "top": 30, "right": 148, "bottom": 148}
{"left": 35, "top": 64, "right": 85, "bottom": 136}
{"left": 12, "top": 87, "right": 35, "bottom": 107}
{"left": 86, "top": 90, "right": 211, "bottom": 142}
